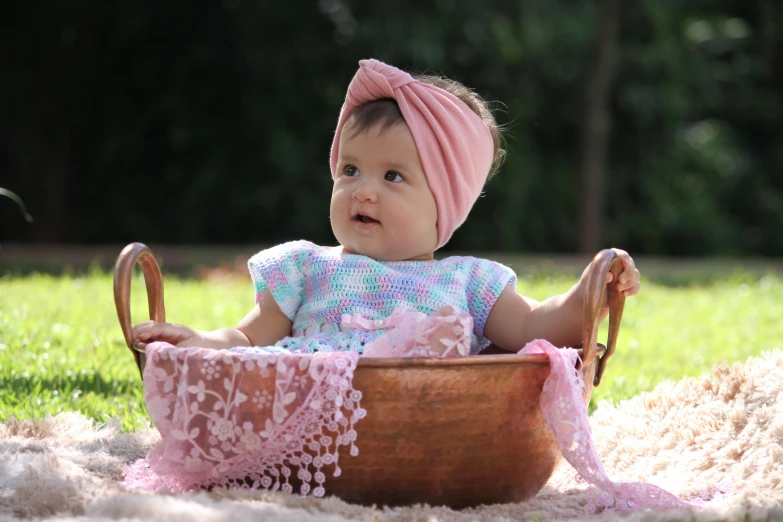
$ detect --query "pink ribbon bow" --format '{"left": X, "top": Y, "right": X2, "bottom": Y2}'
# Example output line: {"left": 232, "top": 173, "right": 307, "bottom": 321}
{"left": 340, "top": 306, "right": 427, "bottom": 332}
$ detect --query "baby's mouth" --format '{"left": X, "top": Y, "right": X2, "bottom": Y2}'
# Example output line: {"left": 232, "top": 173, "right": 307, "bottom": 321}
{"left": 354, "top": 214, "right": 380, "bottom": 225}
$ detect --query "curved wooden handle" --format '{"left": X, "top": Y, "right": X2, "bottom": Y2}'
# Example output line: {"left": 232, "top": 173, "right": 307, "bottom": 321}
{"left": 113, "top": 242, "right": 166, "bottom": 378}
{"left": 581, "top": 249, "right": 625, "bottom": 386}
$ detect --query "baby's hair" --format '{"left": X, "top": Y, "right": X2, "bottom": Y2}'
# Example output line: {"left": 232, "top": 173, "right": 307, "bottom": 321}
{"left": 346, "top": 74, "right": 506, "bottom": 180}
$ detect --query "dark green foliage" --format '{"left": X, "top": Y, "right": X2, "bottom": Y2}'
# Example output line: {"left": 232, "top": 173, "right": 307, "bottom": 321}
{"left": 1, "top": 1, "right": 781, "bottom": 255}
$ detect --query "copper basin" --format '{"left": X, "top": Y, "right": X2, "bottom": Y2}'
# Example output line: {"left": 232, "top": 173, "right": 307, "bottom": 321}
{"left": 114, "top": 243, "right": 624, "bottom": 508}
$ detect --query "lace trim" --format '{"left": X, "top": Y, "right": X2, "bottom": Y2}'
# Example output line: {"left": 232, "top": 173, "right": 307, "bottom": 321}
{"left": 520, "top": 340, "right": 720, "bottom": 513}
{"left": 123, "top": 344, "right": 364, "bottom": 496}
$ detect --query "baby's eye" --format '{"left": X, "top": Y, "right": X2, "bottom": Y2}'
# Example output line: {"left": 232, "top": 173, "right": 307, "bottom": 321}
{"left": 343, "top": 165, "right": 359, "bottom": 177}
{"left": 384, "top": 171, "right": 404, "bottom": 183}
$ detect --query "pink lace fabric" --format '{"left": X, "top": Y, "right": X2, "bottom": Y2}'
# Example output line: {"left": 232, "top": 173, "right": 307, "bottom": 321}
{"left": 123, "top": 345, "right": 365, "bottom": 496}
{"left": 124, "top": 307, "right": 708, "bottom": 512}
{"left": 520, "top": 339, "right": 705, "bottom": 513}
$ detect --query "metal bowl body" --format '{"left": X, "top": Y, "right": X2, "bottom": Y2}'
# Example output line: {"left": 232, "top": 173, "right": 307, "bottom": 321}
{"left": 292, "top": 353, "right": 598, "bottom": 507}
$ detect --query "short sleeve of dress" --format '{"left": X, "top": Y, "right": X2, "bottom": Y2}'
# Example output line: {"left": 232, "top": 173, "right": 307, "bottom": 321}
{"left": 247, "top": 240, "right": 316, "bottom": 321}
{"left": 463, "top": 258, "right": 517, "bottom": 339}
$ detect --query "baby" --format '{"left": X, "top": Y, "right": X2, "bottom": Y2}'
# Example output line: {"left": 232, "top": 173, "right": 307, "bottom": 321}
{"left": 133, "top": 59, "right": 641, "bottom": 357}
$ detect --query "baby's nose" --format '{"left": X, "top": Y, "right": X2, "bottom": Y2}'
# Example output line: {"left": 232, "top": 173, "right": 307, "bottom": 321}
{"left": 352, "top": 180, "right": 379, "bottom": 202}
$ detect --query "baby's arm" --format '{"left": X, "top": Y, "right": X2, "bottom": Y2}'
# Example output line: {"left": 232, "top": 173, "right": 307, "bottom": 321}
{"left": 484, "top": 286, "right": 582, "bottom": 350}
{"left": 484, "top": 249, "right": 640, "bottom": 351}
{"left": 235, "top": 293, "right": 293, "bottom": 346}
{"left": 132, "top": 293, "right": 292, "bottom": 349}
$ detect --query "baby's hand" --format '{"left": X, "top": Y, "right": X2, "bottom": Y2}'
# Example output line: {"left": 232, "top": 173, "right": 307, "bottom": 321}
{"left": 604, "top": 248, "right": 641, "bottom": 297}
{"left": 132, "top": 321, "right": 205, "bottom": 348}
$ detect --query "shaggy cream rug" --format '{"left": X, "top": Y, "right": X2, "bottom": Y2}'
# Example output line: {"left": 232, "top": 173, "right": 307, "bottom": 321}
{"left": 3, "top": 351, "right": 783, "bottom": 522}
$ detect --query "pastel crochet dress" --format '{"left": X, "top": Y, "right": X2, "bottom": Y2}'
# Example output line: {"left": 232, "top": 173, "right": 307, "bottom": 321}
{"left": 233, "top": 240, "right": 516, "bottom": 357}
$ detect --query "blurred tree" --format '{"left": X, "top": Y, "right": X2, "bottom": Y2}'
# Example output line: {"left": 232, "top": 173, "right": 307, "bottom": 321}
{"left": 578, "top": 0, "right": 621, "bottom": 254}
{"left": 772, "top": 0, "right": 783, "bottom": 95}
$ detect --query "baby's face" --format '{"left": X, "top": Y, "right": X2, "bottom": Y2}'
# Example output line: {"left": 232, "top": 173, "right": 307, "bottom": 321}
{"left": 330, "top": 120, "right": 438, "bottom": 261}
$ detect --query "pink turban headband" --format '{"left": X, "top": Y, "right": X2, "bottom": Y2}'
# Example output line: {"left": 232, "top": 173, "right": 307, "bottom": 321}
{"left": 329, "top": 59, "right": 494, "bottom": 249}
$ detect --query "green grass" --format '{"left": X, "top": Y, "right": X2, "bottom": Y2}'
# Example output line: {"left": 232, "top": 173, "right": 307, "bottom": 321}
{"left": 1, "top": 270, "right": 781, "bottom": 431}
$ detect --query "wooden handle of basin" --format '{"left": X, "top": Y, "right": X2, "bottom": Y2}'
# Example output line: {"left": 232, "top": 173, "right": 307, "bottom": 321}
{"left": 581, "top": 249, "right": 625, "bottom": 386}
{"left": 113, "top": 242, "right": 166, "bottom": 379}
